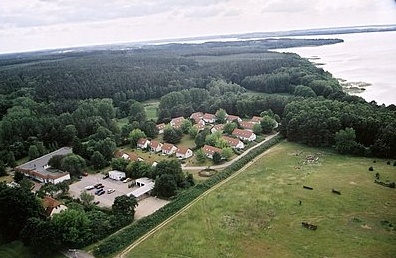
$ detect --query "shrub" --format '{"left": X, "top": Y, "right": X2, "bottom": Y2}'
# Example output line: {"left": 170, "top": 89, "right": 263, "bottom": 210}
{"left": 369, "top": 166, "right": 374, "bottom": 171}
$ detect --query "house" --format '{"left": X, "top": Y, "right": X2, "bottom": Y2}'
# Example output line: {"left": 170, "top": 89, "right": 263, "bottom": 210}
{"left": 202, "top": 145, "right": 222, "bottom": 159}
{"left": 149, "top": 140, "right": 163, "bottom": 153}
{"left": 202, "top": 113, "right": 216, "bottom": 124}
{"left": 176, "top": 147, "right": 194, "bottom": 159}
{"left": 161, "top": 143, "right": 177, "bottom": 155}
{"left": 226, "top": 114, "right": 242, "bottom": 123}
{"left": 42, "top": 196, "right": 67, "bottom": 217}
{"left": 232, "top": 128, "right": 257, "bottom": 142}
{"left": 121, "top": 153, "right": 130, "bottom": 160}
{"left": 211, "top": 124, "right": 224, "bottom": 134}
{"left": 15, "top": 147, "right": 72, "bottom": 184}
{"left": 109, "top": 170, "right": 126, "bottom": 181}
{"left": 156, "top": 123, "right": 166, "bottom": 134}
{"left": 222, "top": 136, "right": 245, "bottom": 149}
{"left": 251, "top": 116, "right": 262, "bottom": 124}
{"left": 170, "top": 116, "right": 184, "bottom": 128}
{"left": 129, "top": 153, "right": 144, "bottom": 162}
{"left": 127, "top": 177, "right": 155, "bottom": 200}
{"left": 137, "top": 138, "right": 150, "bottom": 149}
{"left": 194, "top": 120, "right": 206, "bottom": 131}
{"left": 190, "top": 112, "right": 204, "bottom": 123}
{"left": 240, "top": 121, "right": 255, "bottom": 131}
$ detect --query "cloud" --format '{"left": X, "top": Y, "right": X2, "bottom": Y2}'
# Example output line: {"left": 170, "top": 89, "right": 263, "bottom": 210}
{"left": 262, "top": 0, "right": 316, "bottom": 13}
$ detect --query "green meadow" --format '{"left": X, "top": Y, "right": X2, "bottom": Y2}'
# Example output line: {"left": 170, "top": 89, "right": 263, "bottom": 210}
{"left": 126, "top": 142, "right": 396, "bottom": 258}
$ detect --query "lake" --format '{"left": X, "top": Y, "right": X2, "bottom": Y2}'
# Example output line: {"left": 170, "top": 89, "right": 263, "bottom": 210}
{"left": 274, "top": 31, "right": 396, "bottom": 106}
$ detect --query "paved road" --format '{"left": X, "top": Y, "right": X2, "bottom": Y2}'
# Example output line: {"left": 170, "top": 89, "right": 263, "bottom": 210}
{"left": 182, "top": 132, "right": 279, "bottom": 170}
{"left": 117, "top": 133, "right": 279, "bottom": 258}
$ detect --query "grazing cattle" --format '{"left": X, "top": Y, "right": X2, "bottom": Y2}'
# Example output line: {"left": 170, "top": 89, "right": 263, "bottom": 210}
{"left": 303, "top": 185, "right": 313, "bottom": 190}
{"left": 332, "top": 188, "right": 341, "bottom": 195}
{"left": 302, "top": 222, "right": 317, "bottom": 230}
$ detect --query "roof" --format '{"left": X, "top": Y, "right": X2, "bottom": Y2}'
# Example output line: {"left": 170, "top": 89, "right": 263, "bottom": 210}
{"left": 240, "top": 121, "right": 255, "bottom": 130}
{"left": 156, "top": 123, "right": 165, "bottom": 130}
{"left": 128, "top": 182, "right": 155, "bottom": 198}
{"left": 176, "top": 146, "right": 191, "bottom": 155}
{"left": 203, "top": 113, "right": 216, "bottom": 120}
{"left": 162, "top": 143, "right": 176, "bottom": 151}
{"left": 222, "top": 136, "right": 241, "bottom": 147}
{"left": 42, "top": 196, "right": 62, "bottom": 217}
{"left": 202, "top": 145, "right": 222, "bottom": 155}
{"left": 137, "top": 138, "right": 149, "bottom": 145}
{"left": 226, "top": 114, "right": 241, "bottom": 122}
{"left": 171, "top": 116, "right": 184, "bottom": 124}
{"left": 149, "top": 140, "right": 162, "bottom": 149}
{"left": 251, "top": 116, "right": 262, "bottom": 123}
{"left": 232, "top": 128, "right": 254, "bottom": 138}
{"left": 190, "top": 112, "right": 204, "bottom": 119}
{"left": 212, "top": 124, "right": 224, "bottom": 131}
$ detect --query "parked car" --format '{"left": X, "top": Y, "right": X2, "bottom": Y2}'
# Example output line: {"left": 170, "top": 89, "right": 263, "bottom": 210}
{"left": 94, "top": 183, "right": 103, "bottom": 188}
{"left": 97, "top": 190, "right": 105, "bottom": 196}
{"left": 93, "top": 201, "right": 100, "bottom": 205}
{"left": 97, "top": 185, "right": 104, "bottom": 189}
{"left": 123, "top": 178, "right": 132, "bottom": 183}
{"left": 103, "top": 174, "right": 109, "bottom": 179}
{"left": 107, "top": 189, "right": 115, "bottom": 194}
{"left": 85, "top": 185, "right": 95, "bottom": 190}
{"left": 94, "top": 189, "right": 102, "bottom": 195}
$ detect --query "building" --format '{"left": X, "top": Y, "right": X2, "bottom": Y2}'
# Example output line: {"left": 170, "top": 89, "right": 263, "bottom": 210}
{"left": 190, "top": 112, "right": 204, "bottom": 123}
{"left": 42, "top": 196, "right": 67, "bottom": 217}
{"left": 240, "top": 121, "right": 255, "bottom": 131}
{"left": 109, "top": 170, "right": 126, "bottom": 181}
{"left": 127, "top": 177, "right": 155, "bottom": 200}
{"left": 176, "top": 147, "right": 194, "bottom": 159}
{"left": 222, "top": 136, "right": 245, "bottom": 149}
{"left": 137, "top": 138, "right": 150, "bottom": 149}
{"left": 170, "top": 116, "right": 185, "bottom": 128}
{"left": 202, "top": 113, "right": 216, "bottom": 124}
{"left": 211, "top": 124, "right": 224, "bottom": 134}
{"left": 251, "top": 116, "right": 262, "bottom": 124}
{"left": 194, "top": 120, "right": 206, "bottom": 132}
{"left": 226, "top": 114, "right": 242, "bottom": 123}
{"left": 156, "top": 123, "right": 166, "bottom": 134}
{"left": 15, "top": 147, "right": 72, "bottom": 184}
{"left": 202, "top": 145, "right": 222, "bottom": 159}
{"left": 161, "top": 143, "right": 177, "bottom": 155}
{"left": 149, "top": 140, "right": 163, "bottom": 153}
{"left": 232, "top": 128, "right": 257, "bottom": 142}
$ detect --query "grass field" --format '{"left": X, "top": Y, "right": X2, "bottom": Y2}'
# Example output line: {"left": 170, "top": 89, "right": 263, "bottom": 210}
{"left": 126, "top": 141, "right": 396, "bottom": 258}
{"left": 144, "top": 101, "right": 159, "bottom": 121}
{"left": 0, "top": 241, "right": 65, "bottom": 258}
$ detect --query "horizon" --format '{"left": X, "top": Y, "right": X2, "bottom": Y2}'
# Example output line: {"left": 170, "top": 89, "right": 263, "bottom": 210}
{"left": 1, "top": 0, "right": 396, "bottom": 54}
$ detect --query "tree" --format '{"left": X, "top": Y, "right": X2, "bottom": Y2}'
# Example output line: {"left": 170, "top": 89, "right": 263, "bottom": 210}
{"left": 223, "top": 122, "right": 237, "bottom": 134}
{"left": 213, "top": 152, "right": 222, "bottom": 164}
{"left": 141, "top": 120, "right": 158, "bottom": 138}
{"left": 216, "top": 108, "right": 227, "bottom": 124}
{"left": 260, "top": 116, "right": 277, "bottom": 134}
{"left": 180, "top": 119, "right": 192, "bottom": 134}
{"left": 188, "top": 126, "right": 198, "bottom": 138}
{"left": 14, "top": 171, "right": 24, "bottom": 183}
{"left": 221, "top": 147, "right": 233, "bottom": 160}
{"left": 28, "top": 145, "right": 40, "bottom": 161}
{"left": 80, "top": 190, "right": 95, "bottom": 206}
{"left": 48, "top": 155, "right": 65, "bottom": 170}
{"left": 91, "top": 151, "right": 108, "bottom": 169}
{"left": 151, "top": 160, "right": 184, "bottom": 185}
{"left": 111, "top": 158, "right": 130, "bottom": 172}
{"left": 153, "top": 174, "right": 178, "bottom": 198}
{"left": 60, "top": 154, "right": 86, "bottom": 177}
{"left": 253, "top": 123, "right": 262, "bottom": 135}
{"left": 195, "top": 149, "right": 206, "bottom": 163}
{"left": 129, "top": 100, "right": 147, "bottom": 124}
{"left": 0, "top": 160, "right": 6, "bottom": 176}
{"left": 163, "top": 127, "right": 183, "bottom": 144}
{"left": 62, "top": 125, "right": 77, "bottom": 145}
{"left": 7, "top": 151, "right": 16, "bottom": 168}
{"left": 195, "top": 129, "right": 210, "bottom": 148}
{"left": 293, "top": 85, "right": 317, "bottom": 98}
{"left": 129, "top": 128, "right": 146, "bottom": 148}
{"left": 112, "top": 195, "right": 138, "bottom": 217}
{"left": 334, "top": 127, "right": 359, "bottom": 155}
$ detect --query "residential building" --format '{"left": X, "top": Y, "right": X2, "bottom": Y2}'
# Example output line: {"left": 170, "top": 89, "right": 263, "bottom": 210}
{"left": 161, "top": 143, "right": 177, "bottom": 155}
{"left": 137, "top": 138, "right": 150, "bottom": 149}
{"left": 202, "top": 145, "right": 222, "bottom": 159}
{"left": 170, "top": 116, "right": 185, "bottom": 128}
{"left": 190, "top": 112, "right": 204, "bottom": 123}
{"left": 232, "top": 128, "right": 257, "bottom": 142}
{"left": 149, "top": 140, "right": 163, "bottom": 153}
{"left": 176, "top": 147, "right": 194, "bottom": 159}
{"left": 211, "top": 124, "right": 224, "bottom": 134}
{"left": 226, "top": 114, "right": 242, "bottom": 123}
{"left": 222, "top": 136, "right": 245, "bottom": 149}
{"left": 202, "top": 113, "right": 216, "bottom": 124}
{"left": 42, "top": 196, "right": 67, "bottom": 217}
{"left": 251, "top": 116, "right": 262, "bottom": 124}
{"left": 156, "top": 123, "right": 166, "bottom": 134}
{"left": 240, "top": 121, "right": 255, "bottom": 131}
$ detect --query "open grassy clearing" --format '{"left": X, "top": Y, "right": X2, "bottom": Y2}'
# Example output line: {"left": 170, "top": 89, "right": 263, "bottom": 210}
{"left": 0, "top": 241, "right": 66, "bottom": 258}
{"left": 143, "top": 101, "right": 159, "bottom": 121}
{"left": 126, "top": 141, "right": 396, "bottom": 258}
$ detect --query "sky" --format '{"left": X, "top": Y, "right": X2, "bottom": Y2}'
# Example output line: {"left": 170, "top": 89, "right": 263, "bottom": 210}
{"left": 1, "top": 0, "right": 396, "bottom": 54}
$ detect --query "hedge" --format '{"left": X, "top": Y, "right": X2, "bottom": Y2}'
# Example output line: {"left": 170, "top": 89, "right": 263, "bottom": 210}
{"left": 93, "top": 135, "right": 283, "bottom": 257}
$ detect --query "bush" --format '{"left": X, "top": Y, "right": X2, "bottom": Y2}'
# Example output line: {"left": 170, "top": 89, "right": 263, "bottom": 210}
{"left": 369, "top": 166, "right": 374, "bottom": 171}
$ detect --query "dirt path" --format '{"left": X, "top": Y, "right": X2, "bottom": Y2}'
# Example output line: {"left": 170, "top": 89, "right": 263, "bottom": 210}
{"left": 117, "top": 140, "right": 278, "bottom": 258}
{"left": 182, "top": 132, "right": 279, "bottom": 170}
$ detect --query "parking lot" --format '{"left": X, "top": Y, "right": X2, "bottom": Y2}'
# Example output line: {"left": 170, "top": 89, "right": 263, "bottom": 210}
{"left": 69, "top": 173, "right": 136, "bottom": 207}
{"left": 69, "top": 173, "right": 169, "bottom": 217}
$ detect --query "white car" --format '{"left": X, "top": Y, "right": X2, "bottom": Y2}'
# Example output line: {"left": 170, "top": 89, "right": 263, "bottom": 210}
{"left": 107, "top": 189, "right": 115, "bottom": 194}
{"left": 85, "top": 185, "right": 95, "bottom": 190}
{"left": 123, "top": 178, "right": 132, "bottom": 183}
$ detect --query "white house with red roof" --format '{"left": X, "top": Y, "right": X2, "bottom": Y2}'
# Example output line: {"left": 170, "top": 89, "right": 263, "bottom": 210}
{"left": 137, "top": 138, "right": 150, "bottom": 149}
{"left": 156, "top": 123, "right": 166, "bottom": 134}
{"left": 251, "top": 116, "right": 262, "bottom": 124}
{"left": 226, "top": 114, "right": 242, "bottom": 123}
{"left": 232, "top": 128, "right": 256, "bottom": 142}
{"left": 190, "top": 112, "right": 204, "bottom": 123}
{"left": 211, "top": 124, "right": 224, "bottom": 134}
{"left": 240, "top": 121, "right": 255, "bottom": 131}
{"left": 149, "top": 140, "right": 163, "bottom": 153}
{"left": 202, "top": 113, "right": 216, "bottom": 124}
{"left": 202, "top": 145, "right": 222, "bottom": 159}
{"left": 222, "top": 136, "right": 245, "bottom": 149}
{"left": 176, "top": 147, "right": 193, "bottom": 159}
{"left": 161, "top": 143, "right": 177, "bottom": 155}
{"left": 170, "top": 116, "right": 185, "bottom": 128}
{"left": 194, "top": 120, "right": 206, "bottom": 132}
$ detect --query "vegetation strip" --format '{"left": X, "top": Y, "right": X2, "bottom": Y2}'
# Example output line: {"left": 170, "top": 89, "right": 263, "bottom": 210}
{"left": 93, "top": 135, "right": 282, "bottom": 257}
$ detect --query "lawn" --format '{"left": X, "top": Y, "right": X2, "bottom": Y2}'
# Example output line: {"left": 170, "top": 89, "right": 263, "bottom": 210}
{"left": 126, "top": 141, "right": 396, "bottom": 258}
{"left": 0, "top": 241, "right": 66, "bottom": 258}
{"left": 144, "top": 101, "right": 159, "bottom": 121}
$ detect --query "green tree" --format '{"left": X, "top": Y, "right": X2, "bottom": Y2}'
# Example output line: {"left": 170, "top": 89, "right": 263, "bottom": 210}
{"left": 129, "top": 101, "right": 147, "bottom": 124}
{"left": 195, "top": 149, "right": 206, "bottom": 163}
{"left": 151, "top": 159, "right": 184, "bottom": 184}
{"left": 253, "top": 123, "right": 262, "bottom": 135}
{"left": 129, "top": 128, "right": 146, "bottom": 148}
{"left": 48, "top": 155, "right": 65, "bottom": 170}
{"left": 223, "top": 122, "right": 237, "bottom": 134}
{"left": 91, "top": 151, "right": 108, "bottom": 169}
{"left": 180, "top": 119, "right": 193, "bottom": 134}
{"left": 221, "top": 147, "right": 233, "bottom": 160}
{"left": 188, "top": 126, "right": 198, "bottom": 138}
{"left": 62, "top": 125, "right": 77, "bottom": 145}
{"left": 80, "top": 190, "right": 95, "bottom": 206}
{"left": 14, "top": 171, "right": 24, "bottom": 183}
{"left": 0, "top": 160, "right": 6, "bottom": 176}
{"left": 7, "top": 151, "right": 16, "bottom": 168}
{"left": 112, "top": 195, "right": 138, "bottom": 217}
{"left": 28, "top": 145, "right": 40, "bottom": 160}
{"left": 216, "top": 108, "right": 227, "bottom": 123}
{"left": 141, "top": 120, "right": 159, "bottom": 138}
{"left": 153, "top": 174, "right": 178, "bottom": 198}
{"left": 334, "top": 127, "right": 359, "bottom": 155}
{"left": 60, "top": 154, "right": 86, "bottom": 177}
{"left": 195, "top": 129, "right": 210, "bottom": 148}
{"left": 260, "top": 116, "right": 277, "bottom": 134}
{"left": 293, "top": 85, "right": 317, "bottom": 98}
{"left": 212, "top": 152, "right": 222, "bottom": 164}
{"left": 163, "top": 126, "right": 183, "bottom": 144}
{"left": 111, "top": 158, "right": 130, "bottom": 172}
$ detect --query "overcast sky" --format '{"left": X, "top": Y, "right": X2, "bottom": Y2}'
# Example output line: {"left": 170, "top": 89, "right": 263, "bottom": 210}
{"left": 1, "top": 0, "right": 396, "bottom": 54}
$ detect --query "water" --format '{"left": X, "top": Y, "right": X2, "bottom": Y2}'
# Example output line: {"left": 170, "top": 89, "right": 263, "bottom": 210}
{"left": 274, "top": 31, "right": 396, "bottom": 106}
